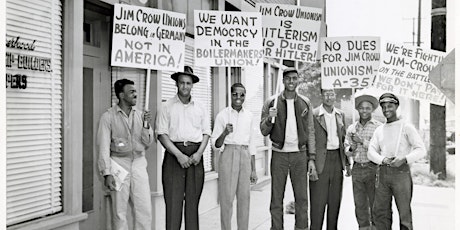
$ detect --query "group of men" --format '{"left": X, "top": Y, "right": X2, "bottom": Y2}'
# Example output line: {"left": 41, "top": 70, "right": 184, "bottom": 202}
{"left": 96, "top": 65, "right": 426, "bottom": 230}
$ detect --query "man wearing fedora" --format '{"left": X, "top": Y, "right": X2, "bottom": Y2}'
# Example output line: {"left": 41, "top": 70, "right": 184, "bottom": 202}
{"left": 310, "top": 88, "right": 350, "bottom": 230}
{"left": 345, "top": 94, "right": 382, "bottom": 230}
{"left": 260, "top": 67, "right": 316, "bottom": 230}
{"left": 368, "top": 93, "right": 426, "bottom": 230}
{"left": 157, "top": 66, "right": 211, "bottom": 230}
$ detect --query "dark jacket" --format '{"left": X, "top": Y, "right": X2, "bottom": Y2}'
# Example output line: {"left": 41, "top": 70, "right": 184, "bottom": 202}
{"left": 313, "top": 105, "right": 350, "bottom": 174}
{"left": 260, "top": 92, "right": 316, "bottom": 157}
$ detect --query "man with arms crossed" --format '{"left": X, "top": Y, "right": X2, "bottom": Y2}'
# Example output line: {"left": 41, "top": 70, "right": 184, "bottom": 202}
{"left": 260, "top": 67, "right": 316, "bottom": 230}
{"left": 157, "top": 66, "right": 211, "bottom": 230}
{"left": 368, "top": 93, "right": 426, "bottom": 230}
{"left": 345, "top": 94, "right": 381, "bottom": 230}
{"left": 97, "top": 79, "right": 153, "bottom": 229}
{"left": 310, "top": 88, "right": 350, "bottom": 230}
{"left": 211, "top": 83, "right": 258, "bottom": 230}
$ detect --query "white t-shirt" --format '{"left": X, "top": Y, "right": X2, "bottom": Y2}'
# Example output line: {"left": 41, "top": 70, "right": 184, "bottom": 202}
{"left": 281, "top": 99, "right": 299, "bottom": 152}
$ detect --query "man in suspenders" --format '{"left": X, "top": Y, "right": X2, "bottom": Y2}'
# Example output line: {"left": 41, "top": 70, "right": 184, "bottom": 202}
{"left": 368, "top": 93, "right": 426, "bottom": 230}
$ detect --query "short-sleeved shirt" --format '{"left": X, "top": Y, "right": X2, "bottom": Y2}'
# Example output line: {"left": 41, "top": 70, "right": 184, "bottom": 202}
{"left": 156, "top": 95, "right": 211, "bottom": 142}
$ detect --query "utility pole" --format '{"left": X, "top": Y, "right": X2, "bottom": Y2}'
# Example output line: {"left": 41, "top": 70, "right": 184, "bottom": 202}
{"left": 430, "top": 0, "right": 446, "bottom": 179}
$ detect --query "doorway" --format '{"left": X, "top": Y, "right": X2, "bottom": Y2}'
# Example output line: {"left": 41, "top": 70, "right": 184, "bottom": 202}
{"left": 81, "top": 1, "right": 112, "bottom": 229}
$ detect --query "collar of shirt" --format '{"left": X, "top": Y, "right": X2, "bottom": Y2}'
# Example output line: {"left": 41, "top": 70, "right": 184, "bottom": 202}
{"left": 356, "top": 118, "right": 379, "bottom": 128}
{"left": 318, "top": 104, "right": 336, "bottom": 116}
{"left": 173, "top": 94, "right": 196, "bottom": 105}
{"left": 280, "top": 91, "right": 298, "bottom": 101}
{"left": 115, "top": 104, "right": 136, "bottom": 117}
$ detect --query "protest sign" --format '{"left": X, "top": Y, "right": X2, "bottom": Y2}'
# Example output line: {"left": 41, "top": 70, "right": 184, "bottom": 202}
{"left": 321, "top": 37, "right": 380, "bottom": 89}
{"left": 372, "top": 42, "right": 446, "bottom": 105}
{"left": 255, "top": 3, "right": 322, "bottom": 63}
{"left": 194, "top": 10, "right": 263, "bottom": 67}
{"left": 111, "top": 4, "right": 186, "bottom": 71}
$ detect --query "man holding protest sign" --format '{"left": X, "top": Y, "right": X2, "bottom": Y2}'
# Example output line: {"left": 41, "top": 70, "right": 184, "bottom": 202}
{"left": 368, "top": 93, "right": 426, "bottom": 230}
{"left": 157, "top": 66, "right": 211, "bottom": 230}
{"left": 310, "top": 88, "right": 350, "bottom": 230}
{"left": 345, "top": 94, "right": 381, "bottom": 230}
{"left": 97, "top": 79, "right": 154, "bottom": 229}
{"left": 211, "top": 83, "right": 258, "bottom": 230}
{"left": 260, "top": 67, "right": 316, "bottom": 230}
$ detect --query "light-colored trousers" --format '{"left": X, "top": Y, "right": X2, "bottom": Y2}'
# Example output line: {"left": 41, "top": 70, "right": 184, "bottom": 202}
{"left": 218, "top": 144, "right": 251, "bottom": 230}
{"left": 111, "top": 156, "right": 152, "bottom": 230}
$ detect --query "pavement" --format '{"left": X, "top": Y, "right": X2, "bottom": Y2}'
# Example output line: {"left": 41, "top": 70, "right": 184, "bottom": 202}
{"left": 199, "top": 175, "right": 455, "bottom": 230}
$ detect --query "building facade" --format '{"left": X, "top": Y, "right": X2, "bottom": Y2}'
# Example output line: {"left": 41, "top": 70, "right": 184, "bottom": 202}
{"left": 3, "top": 0, "right": 328, "bottom": 229}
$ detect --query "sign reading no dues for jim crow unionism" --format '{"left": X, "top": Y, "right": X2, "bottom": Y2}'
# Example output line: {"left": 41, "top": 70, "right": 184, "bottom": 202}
{"left": 256, "top": 3, "right": 322, "bottom": 63}
{"left": 194, "top": 10, "right": 263, "bottom": 67}
{"left": 372, "top": 42, "right": 446, "bottom": 105}
{"left": 321, "top": 36, "right": 381, "bottom": 89}
{"left": 111, "top": 4, "right": 186, "bottom": 71}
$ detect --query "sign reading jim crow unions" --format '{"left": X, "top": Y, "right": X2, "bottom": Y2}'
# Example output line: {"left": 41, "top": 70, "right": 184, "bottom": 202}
{"left": 256, "top": 3, "right": 322, "bottom": 63}
{"left": 321, "top": 37, "right": 380, "bottom": 89}
{"left": 194, "top": 10, "right": 263, "bottom": 67}
{"left": 111, "top": 4, "right": 186, "bottom": 71}
{"left": 372, "top": 42, "right": 446, "bottom": 105}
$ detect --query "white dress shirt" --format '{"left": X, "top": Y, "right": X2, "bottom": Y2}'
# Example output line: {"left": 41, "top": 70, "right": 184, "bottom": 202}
{"left": 211, "top": 107, "right": 257, "bottom": 155}
{"left": 156, "top": 95, "right": 211, "bottom": 142}
{"left": 319, "top": 105, "right": 340, "bottom": 150}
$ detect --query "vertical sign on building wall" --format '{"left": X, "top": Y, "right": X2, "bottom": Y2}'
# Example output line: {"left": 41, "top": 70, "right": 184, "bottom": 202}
{"left": 111, "top": 4, "right": 186, "bottom": 71}
{"left": 255, "top": 3, "right": 322, "bottom": 63}
{"left": 320, "top": 37, "right": 380, "bottom": 89}
{"left": 194, "top": 10, "right": 264, "bottom": 67}
{"left": 371, "top": 41, "right": 446, "bottom": 105}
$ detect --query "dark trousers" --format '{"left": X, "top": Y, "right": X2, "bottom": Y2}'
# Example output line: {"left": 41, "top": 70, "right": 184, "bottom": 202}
{"left": 310, "top": 150, "right": 343, "bottom": 230}
{"left": 373, "top": 164, "right": 413, "bottom": 230}
{"left": 162, "top": 143, "right": 204, "bottom": 230}
{"left": 270, "top": 151, "right": 309, "bottom": 230}
{"left": 352, "top": 162, "right": 377, "bottom": 228}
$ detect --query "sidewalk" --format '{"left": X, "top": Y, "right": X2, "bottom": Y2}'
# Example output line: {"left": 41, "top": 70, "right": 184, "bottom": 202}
{"left": 199, "top": 176, "right": 455, "bottom": 230}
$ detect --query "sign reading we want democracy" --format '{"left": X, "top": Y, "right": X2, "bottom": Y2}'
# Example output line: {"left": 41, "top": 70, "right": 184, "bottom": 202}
{"left": 321, "top": 37, "right": 380, "bottom": 89}
{"left": 256, "top": 3, "right": 322, "bottom": 62}
{"left": 194, "top": 10, "right": 263, "bottom": 67}
{"left": 372, "top": 42, "right": 446, "bottom": 105}
{"left": 111, "top": 4, "right": 186, "bottom": 71}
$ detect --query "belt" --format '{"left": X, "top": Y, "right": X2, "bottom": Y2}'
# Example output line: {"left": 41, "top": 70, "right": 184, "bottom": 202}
{"left": 353, "top": 161, "right": 376, "bottom": 167}
{"left": 173, "top": 141, "right": 201, "bottom": 146}
{"left": 327, "top": 149, "right": 339, "bottom": 152}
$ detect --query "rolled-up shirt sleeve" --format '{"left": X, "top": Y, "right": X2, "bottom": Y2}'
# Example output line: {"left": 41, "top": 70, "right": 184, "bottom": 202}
{"left": 97, "top": 112, "right": 112, "bottom": 176}
{"left": 156, "top": 104, "right": 170, "bottom": 136}
{"left": 211, "top": 112, "right": 224, "bottom": 149}
{"left": 141, "top": 125, "right": 154, "bottom": 147}
{"left": 344, "top": 124, "right": 355, "bottom": 156}
{"left": 404, "top": 124, "right": 426, "bottom": 164}
{"left": 367, "top": 127, "right": 385, "bottom": 165}
{"left": 201, "top": 104, "right": 212, "bottom": 136}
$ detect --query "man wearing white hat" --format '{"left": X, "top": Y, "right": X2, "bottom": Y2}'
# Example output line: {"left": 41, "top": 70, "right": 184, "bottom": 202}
{"left": 345, "top": 94, "right": 381, "bottom": 230}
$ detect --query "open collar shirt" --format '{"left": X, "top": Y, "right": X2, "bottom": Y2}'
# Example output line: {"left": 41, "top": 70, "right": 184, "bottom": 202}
{"left": 97, "top": 105, "right": 154, "bottom": 176}
{"left": 345, "top": 119, "right": 382, "bottom": 163}
{"left": 156, "top": 95, "right": 211, "bottom": 142}
{"left": 211, "top": 106, "right": 257, "bottom": 155}
{"left": 318, "top": 105, "right": 339, "bottom": 150}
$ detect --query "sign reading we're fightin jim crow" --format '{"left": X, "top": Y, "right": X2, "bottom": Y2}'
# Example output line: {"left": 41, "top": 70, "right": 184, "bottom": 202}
{"left": 321, "top": 37, "right": 380, "bottom": 89}
{"left": 111, "top": 4, "right": 186, "bottom": 71}
{"left": 256, "top": 3, "right": 322, "bottom": 62}
{"left": 194, "top": 10, "right": 263, "bottom": 67}
{"left": 372, "top": 42, "right": 446, "bottom": 105}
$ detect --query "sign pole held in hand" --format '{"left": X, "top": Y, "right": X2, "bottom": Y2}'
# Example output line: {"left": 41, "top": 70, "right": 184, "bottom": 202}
{"left": 144, "top": 69, "right": 151, "bottom": 128}
{"left": 271, "top": 67, "right": 283, "bottom": 123}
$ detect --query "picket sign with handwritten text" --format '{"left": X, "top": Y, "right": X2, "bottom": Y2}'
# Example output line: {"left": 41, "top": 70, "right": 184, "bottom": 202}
{"left": 111, "top": 4, "right": 186, "bottom": 71}
{"left": 194, "top": 10, "right": 263, "bottom": 67}
{"left": 255, "top": 3, "right": 322, "bottom": 63}
{"left": 321, "top": 37, "right": 380, "bottom": 89}
{"left": 372, "top": 41, "right": 446, "bottom": 105}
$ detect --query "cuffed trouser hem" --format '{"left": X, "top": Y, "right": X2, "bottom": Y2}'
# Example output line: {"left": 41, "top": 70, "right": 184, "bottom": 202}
{"left": 295, "top": 226, "right": 309, "bottom": 230}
